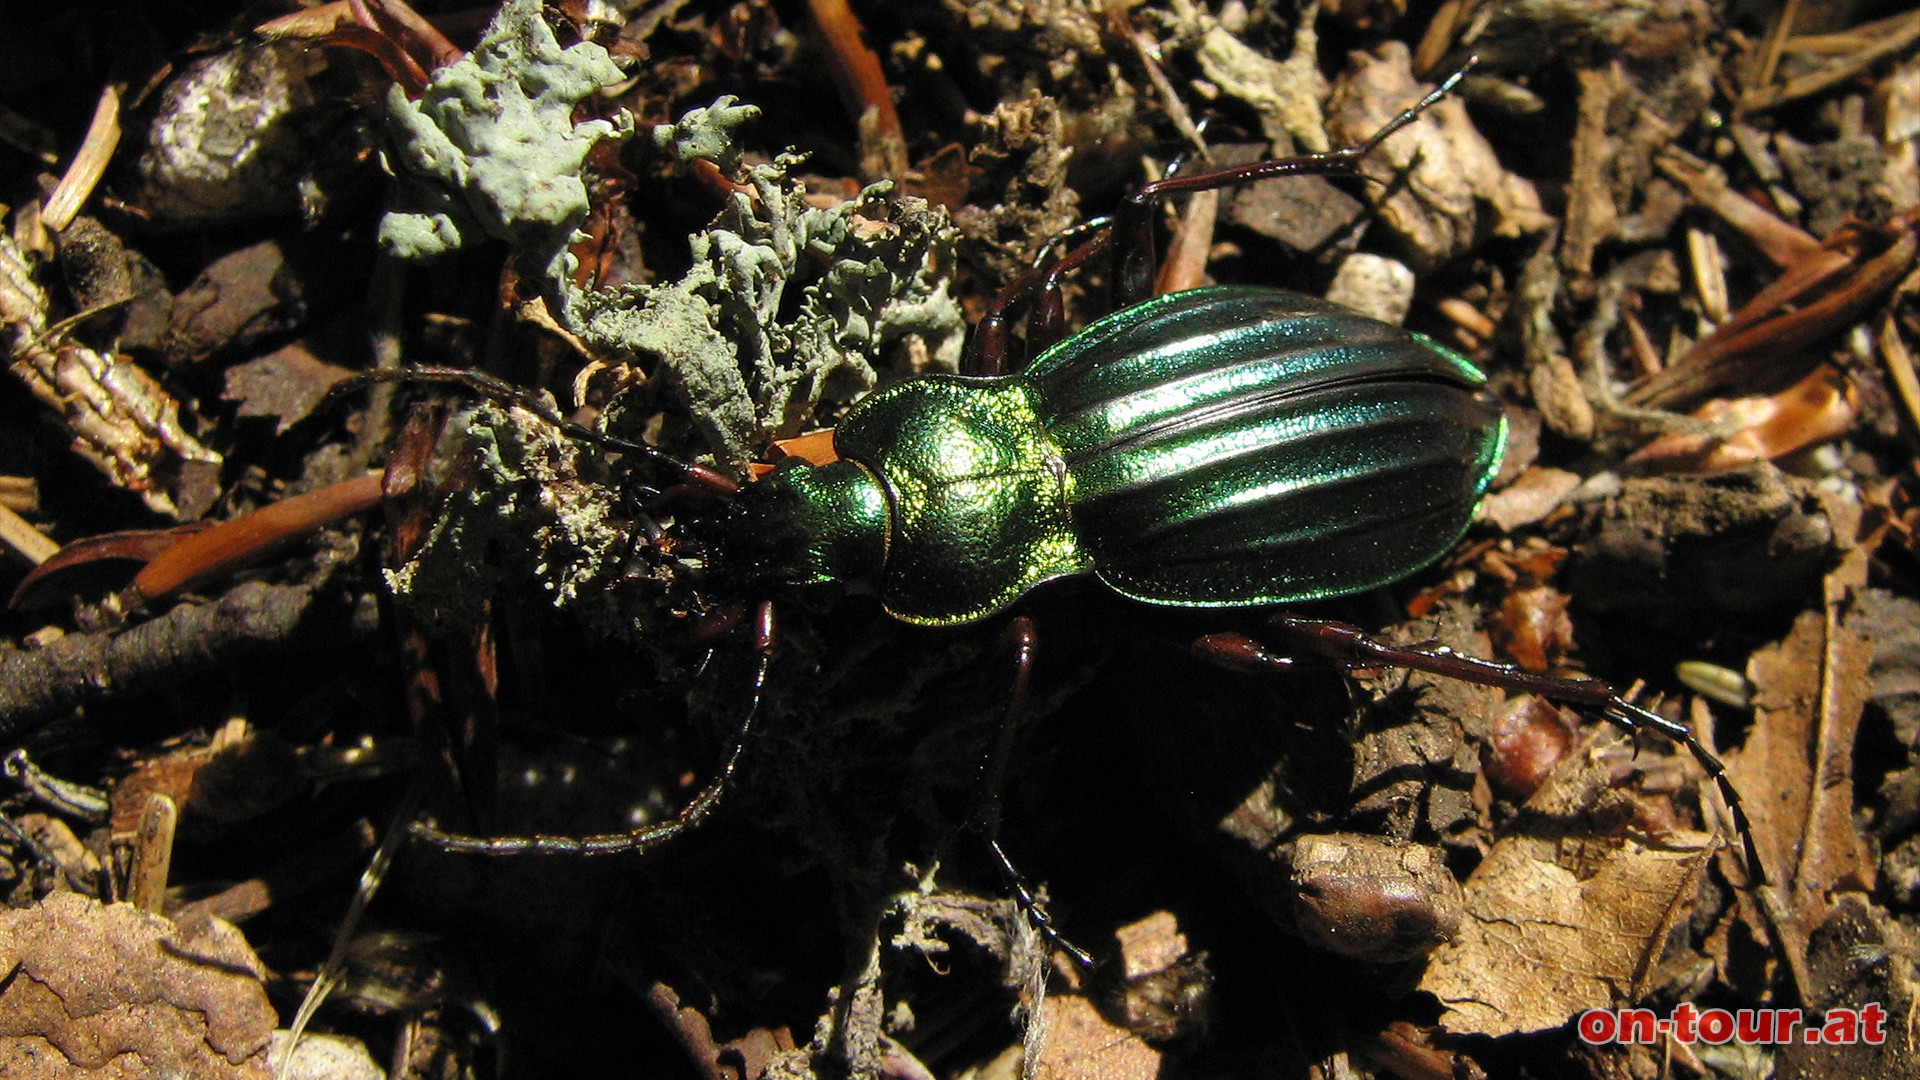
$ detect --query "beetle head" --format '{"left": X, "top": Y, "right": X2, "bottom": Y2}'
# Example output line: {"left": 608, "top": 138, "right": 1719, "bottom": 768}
{"left": 724, "top": 460, "right": 889, "bottom": 593}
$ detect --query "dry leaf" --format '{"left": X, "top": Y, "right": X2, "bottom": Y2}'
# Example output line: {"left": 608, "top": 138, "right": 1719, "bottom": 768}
{"left": 1329, "top": 48, "right": 1474, "bottom": 271}
{"left": 1726, "top": 602, "right": 1876, "bottom": 983}
{"left": 1479, "top": 466, "right": 1582, "bottom": 532}
{"left": 0, "top": 891, "right": 275, "bottom": 1079}
{"left": 1625, "top": 365, "right": 1857, "bottom": 474}
{"left": 1331, "top": 46, "right": 1547, "bottom": 271}
{"left": 1421, "top": 742, "right": 1712, "bottom": 1036}
{"left": 1031, "top": 992, "right": 1162, "bottom": 1080}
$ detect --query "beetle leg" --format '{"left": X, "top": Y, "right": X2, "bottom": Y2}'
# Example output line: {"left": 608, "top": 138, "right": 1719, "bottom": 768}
{"left": 1107, "top": 60, "right": 1476, "bottom": 307}
{"left": 1188, "top": 631, "right": 1300, "bottom": 674}
{"left": 972, "top": 615, "right": 1038, "bottom": 836}
{"left": 971, "top": 62, "right": 1478, "bottom": 372}
{"left": 984, "top": 835, "right": 1095, "bottom": 972}
{"left": 1263, "top": 614, "right": 1767, "bottom": 886}
{"left": 962, "top": 615, "right": 1097, "bottom": 970}
{"left": 410, "top": 601, "right": 776, "bottom": 856}
{"left": 965, "top": 224, "right": 1112, "bottom": 377}
{"left": 969, "top": 61, "right": 1478, "bottom": 373}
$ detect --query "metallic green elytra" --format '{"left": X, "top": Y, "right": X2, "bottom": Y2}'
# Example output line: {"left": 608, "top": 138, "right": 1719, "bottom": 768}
{"left": 728, "top": 285, "right": 1508, "bottom": 626}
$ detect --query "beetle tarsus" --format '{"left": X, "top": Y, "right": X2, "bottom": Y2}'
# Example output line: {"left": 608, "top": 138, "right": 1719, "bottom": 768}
{"left": 1599, "top": 695, "right": 1768, "bottom": 886}
{"left": 1352, "top": 55, "right": 1479, "bottom": 156}
{"left": 983, "top": 835, "right": 1097, "bottom": 973}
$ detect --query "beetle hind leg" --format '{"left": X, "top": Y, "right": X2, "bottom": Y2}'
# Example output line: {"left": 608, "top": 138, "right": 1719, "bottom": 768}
{"left": 1192, "top": 614, "right": 1766, "bottom": 887}
{"left": 1104, "top": 60, "right": 1477, "bottom": 308}
{"left": 967, "top": 60, "right": 1478, "bottom": 377}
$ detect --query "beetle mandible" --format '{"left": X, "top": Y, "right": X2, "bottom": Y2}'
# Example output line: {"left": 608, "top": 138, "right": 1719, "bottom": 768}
{"left": 407, "top": 61, "right": 1763, "bottom": 889}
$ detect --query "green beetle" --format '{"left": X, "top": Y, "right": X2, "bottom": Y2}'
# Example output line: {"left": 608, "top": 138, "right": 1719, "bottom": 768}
{"left": 727, "top": 285, "right": 1507, "bottom": 626}
{"left": 405, "top": 60, "right": 1760, "bottom": 891}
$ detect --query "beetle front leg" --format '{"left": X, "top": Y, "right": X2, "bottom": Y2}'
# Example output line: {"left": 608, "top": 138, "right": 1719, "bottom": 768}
{"left": 964, "top": 225, "right": 1112, "bottom": 377}
{"left": 971, "top": 615, "right": 1038, "bottom": 837}
{"left": 962, "top": 615, "right": 1097, "bottom": 970}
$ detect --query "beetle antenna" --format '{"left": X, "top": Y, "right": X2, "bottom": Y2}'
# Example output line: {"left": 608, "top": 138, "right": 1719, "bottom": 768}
{"left": 330, "top": 366, "right": 740, "bottom": 496}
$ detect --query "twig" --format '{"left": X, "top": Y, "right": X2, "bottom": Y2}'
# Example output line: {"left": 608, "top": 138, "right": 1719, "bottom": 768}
{"left": 43, "top": 85, "right": 120, "bottom": 232}
{"left": 806, "top": 0, "right": 906, "bottom": 178}
{"left": 0, "top": 582, "right": 347, "bottom": 734}
{"left": 0, "top": 502, "right": 58, "bottom": 565}
{"left": 1741, "top": 8, "right": 1920, "bottom": 113}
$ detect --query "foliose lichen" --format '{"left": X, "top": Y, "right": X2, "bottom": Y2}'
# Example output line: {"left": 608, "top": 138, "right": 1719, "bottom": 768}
{"left": 383, "top": 404, "right": 643, "bottom": 636}
{"left": 377, "top": 0, "right": 633, "bottom": 275}
{"left": 376, "top": 0, "right": 963, "bottom": 471}
{"left": 563, "top": 130, "right": 964, "bottom": 464}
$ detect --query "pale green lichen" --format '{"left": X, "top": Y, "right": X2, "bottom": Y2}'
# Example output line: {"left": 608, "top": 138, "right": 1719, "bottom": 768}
{"left": 377, "top": 0, "right": 962, "bottom": 475}
{"left": 378, "top": 0, "right": 633, "bottom": 271}
{"left": 564, "top": 94, "right": 962, "bottom": 464}
{"left": 384, "top": 404, "right": 653, "bottom": 636}
{"left": 564, "top": 152, "right": 964, "bottom": 465}
{"left": 651, "top": 96, "right": 758, "bottom": 171}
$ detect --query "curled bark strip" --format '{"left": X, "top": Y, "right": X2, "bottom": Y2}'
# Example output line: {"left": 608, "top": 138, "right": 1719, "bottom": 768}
{"left": 131, "top": 472, "right": 384, "bottom": 602}
{"left": 806, "top": 0, "right": 906, "bottom": 178}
